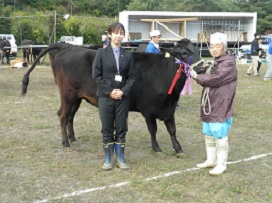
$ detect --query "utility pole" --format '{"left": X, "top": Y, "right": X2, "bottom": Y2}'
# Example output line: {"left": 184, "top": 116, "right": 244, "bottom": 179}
{"left": 14, "top": 0, "right": 17, "bottom": 12}
{"left": 54, "top": 10, "right": 57, "bottom": 43}
{"left": 70, "top": 0, "right": 73, "bottom": 16}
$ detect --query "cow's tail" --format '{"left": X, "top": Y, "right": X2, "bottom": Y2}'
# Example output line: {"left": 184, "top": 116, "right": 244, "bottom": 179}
{"left": 21, "top": 43, "right": 71, "bottom": 96}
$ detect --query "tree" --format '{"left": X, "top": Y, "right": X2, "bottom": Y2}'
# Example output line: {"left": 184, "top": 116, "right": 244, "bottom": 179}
{"left": 80, "top": 17, "right": 115, "bottom": 44}
{"left": 0, "top": 4, "right": 13, "bottom": 34}
{"left": 126, "top": 0, "right": 168, "bottom": 11}
{"left": 127, "top": 0, "right": 239, "bottom": 12}
{"left": 1, "top": 0, "right": 271, "bottom": 42}
{"left": 236, "top": 0, "right": 272, "bottom": 33}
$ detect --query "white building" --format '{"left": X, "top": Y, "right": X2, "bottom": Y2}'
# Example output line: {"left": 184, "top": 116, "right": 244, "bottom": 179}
{"left": 119, "top": 11, "right": 257, "bottom": 45}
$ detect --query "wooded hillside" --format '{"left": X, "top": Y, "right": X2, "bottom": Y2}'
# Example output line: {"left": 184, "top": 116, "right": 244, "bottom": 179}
{"left": 0, "top": 0, "right": 271, "bottom": 44}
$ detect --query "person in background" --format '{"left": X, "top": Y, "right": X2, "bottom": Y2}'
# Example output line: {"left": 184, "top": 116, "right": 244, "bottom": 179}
{"left": 257, "top": 59, "right": 262, "bottom": 75}
{"left": 145, "top": 30, "right": 161, "bottom": 53}
{"left": 257, "top": 37, "right": 263, "bottom": 75}
{"left": 263, "top": 40, "right": 272, "bottom": 81}
{"left": 102, "top": 35, "right": 109, "bottom": 48}
{"left": 93, "top": 23, "right": 135, "bottom": 171}
{"left": 246, "top": 32, "right": 261, "bottom": 76}
{"left": 189, "top": 32, "right": 237, "bottom": 175}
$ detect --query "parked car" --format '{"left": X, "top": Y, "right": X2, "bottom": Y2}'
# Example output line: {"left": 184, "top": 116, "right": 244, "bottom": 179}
{"left": 59, "top": 36, "right": 83, "bottom": 46}
{"left": 0, "top": 34, "right": 18, "bottom": 57}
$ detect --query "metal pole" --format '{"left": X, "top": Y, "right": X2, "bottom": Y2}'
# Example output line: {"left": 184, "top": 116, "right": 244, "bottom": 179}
{"left": 54, "top": 10, "right": 57, "bottom": 43}
{"left": 238, "top": 20, "right": 240, "bottom": 50}
{"left": 200, "top": 20, "right": 203, "bottom": 58}
{"left": 20, "top": 20, "right": 22, "bottom": 53}
{"left": 70, "top": 0, "right": 73, "bottom": 15}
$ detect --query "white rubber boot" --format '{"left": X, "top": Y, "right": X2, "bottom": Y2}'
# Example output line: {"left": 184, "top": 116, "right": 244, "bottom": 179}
{"left": 209, "top": 137, "right": 229, "bottom": 175}
{"left": 197, "top": 136, "right": 217, "bottom": 168}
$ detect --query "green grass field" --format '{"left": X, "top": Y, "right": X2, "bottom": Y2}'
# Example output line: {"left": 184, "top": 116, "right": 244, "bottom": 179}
{"left": 0, "top": 60, "right": 272, "bottom": 203}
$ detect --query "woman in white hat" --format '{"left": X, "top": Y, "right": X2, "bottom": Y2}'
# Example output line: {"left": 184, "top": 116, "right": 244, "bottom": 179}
{"left": 145, "top": 30, "right": 161, "bottom": 53}
{"left": 189, "top": 32, "right": 237, "bottom": 175}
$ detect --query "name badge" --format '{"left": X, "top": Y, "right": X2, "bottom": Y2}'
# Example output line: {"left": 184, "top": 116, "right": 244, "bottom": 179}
{"left": 115, "top": 75, "right": 122, "bottom": 82}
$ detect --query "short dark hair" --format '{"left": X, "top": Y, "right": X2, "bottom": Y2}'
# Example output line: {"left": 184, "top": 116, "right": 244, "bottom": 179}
{"left": 254, "top": 32, "right": 261, "bottom": 37}
{"left": 107, "top": 23, "right": 125, "bottom": 36}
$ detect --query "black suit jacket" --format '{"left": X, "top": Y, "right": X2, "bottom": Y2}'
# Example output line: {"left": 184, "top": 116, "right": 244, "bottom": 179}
{"left": 251, "top": 38, "right": 259, "bottom": 56}
{"left": 92, "top": 45, "right": 135, "bottom": 98}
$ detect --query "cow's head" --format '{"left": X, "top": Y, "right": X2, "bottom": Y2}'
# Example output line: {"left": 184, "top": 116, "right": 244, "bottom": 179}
{"left": 161, "top": 39, "right": 205, "bottom": 74}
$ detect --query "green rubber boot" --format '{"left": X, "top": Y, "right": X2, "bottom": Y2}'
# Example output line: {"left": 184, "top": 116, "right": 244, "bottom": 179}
{"left": 102, "top": 143, "right": 114, "bottom": 171}
{"left": 115, "top": 143, "right": 130, "bottom": 170}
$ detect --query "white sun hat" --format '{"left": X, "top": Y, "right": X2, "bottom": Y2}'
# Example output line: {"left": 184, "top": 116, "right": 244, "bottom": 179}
{"left": 149, "top": 30, "right": 161, "bottom": 37}
{"left": 210, "top": 32, "right": 227, "bottom": 45}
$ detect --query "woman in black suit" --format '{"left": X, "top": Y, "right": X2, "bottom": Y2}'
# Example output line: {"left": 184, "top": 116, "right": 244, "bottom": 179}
{"left": 92, "top": 23, "right": 135, "bottom": 171}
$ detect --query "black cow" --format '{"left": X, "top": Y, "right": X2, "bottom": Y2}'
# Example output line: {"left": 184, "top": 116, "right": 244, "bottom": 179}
{"left": 0, "top": 39, "right": 11, "bottom": 64}
{"left": 31, "top": 41, "right": 45, "bottom": 63}
{"left": 22, "top": 40, "right": 203, "bottom": 156}
{"left": 22, "top": 39, "right": 45, "bottom": 64}
{"left": 22, "top": 39, "right": 35, "bottom": 63}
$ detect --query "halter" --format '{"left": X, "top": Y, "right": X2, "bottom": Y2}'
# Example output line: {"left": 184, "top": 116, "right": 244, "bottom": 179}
{"left": 189, "top": 59, "right": 204, "bottom": 71}
{"left": 168, "top": 56, "right": 194, "bottom": 95}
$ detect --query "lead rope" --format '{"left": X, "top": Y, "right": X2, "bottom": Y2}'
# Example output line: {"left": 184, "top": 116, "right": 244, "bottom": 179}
{"left": 201, "top": 61, "right": 215, "bottom": 115}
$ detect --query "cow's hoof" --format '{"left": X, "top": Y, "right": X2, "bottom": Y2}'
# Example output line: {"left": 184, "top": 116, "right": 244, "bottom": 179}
{"left": 152, "top": 147, "right": 163, "bottom": 153}
{"left": 176, "top": 152, "right": 186, "bottom": 158}
{"left": 69, "top": 136, "right": 77, "bottom": 142}
{"left": 62, "top": 141, "right": 70, "bottom": 147}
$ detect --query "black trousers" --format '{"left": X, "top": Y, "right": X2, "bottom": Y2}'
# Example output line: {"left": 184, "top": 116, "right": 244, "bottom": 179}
{"left": 98, "top": 97, "right": 129, "bottom": 144}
